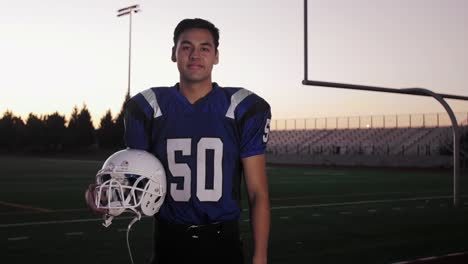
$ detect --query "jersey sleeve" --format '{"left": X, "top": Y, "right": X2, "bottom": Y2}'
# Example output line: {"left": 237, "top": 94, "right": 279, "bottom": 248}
{"left": 237, "top": 95, "right": 271, "bottom": 158}
{"left": 124, "top": 89, "right": 157, "bottom": 150}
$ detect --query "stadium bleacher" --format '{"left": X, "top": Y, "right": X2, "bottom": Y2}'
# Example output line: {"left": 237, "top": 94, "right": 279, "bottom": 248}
{"left": 266, "top": 113, "right": 468, "bottom": 168}
{"left": 268, "top": 127, "right": 454, "bottom": 156}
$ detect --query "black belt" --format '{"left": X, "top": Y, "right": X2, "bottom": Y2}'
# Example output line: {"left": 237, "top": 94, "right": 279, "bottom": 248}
{"left": 157, "top": 220, "right": 240, "bottom": 238}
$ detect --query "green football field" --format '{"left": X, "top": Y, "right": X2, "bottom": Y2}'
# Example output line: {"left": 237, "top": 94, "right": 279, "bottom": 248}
{"left": 1, "top": 155, "right": 468, "bottom": 264}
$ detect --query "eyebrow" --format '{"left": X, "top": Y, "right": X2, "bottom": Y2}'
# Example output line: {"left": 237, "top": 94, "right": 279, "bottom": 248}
{"left": 180, "top": 40, "right": 213, "bottom": 47}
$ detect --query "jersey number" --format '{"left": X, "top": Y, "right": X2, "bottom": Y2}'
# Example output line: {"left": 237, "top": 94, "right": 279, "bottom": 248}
{"left": 167, "top": 138, "right": 223, "bottom": 202}
{"left": 263, "top": 118, "right": 271, "bottom": 143}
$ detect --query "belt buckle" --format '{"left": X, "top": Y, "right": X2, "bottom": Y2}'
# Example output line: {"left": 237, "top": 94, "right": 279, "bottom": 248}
{"left": 186, "top": 222, "right": 222, "bottom": 239}
{"left": 186, "top": 224, "right": 201, "bottom": 239}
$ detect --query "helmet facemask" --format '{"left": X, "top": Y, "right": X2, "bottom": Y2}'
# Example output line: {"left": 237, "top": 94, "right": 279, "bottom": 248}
{"left": 94, "top": 171, "right": 164, "bottom": 223}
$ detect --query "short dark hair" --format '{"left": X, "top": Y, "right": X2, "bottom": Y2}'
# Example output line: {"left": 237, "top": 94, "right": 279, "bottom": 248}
{"left": 173, "top": 18, "right": 220, "bottom": 51}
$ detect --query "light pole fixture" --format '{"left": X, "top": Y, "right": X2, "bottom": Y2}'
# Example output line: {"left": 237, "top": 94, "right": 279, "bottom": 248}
{"left": 117, "top": 4, "right": 140, "bottom": 97}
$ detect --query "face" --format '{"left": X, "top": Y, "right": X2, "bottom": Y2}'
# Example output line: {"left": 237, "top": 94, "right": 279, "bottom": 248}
{"left": 172, "top": 28, "right": 219, "bottom": 84}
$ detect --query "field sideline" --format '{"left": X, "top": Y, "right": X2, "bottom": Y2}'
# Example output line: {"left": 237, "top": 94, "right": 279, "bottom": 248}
{"left": 1, "top": 155, "right": 468, "bottom": 264}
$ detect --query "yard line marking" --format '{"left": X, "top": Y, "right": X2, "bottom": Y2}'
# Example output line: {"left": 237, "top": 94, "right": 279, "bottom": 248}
{"left": 0, "top": 200, "right": 53, "bottom": 213}
{"left": 303, "top": 171, "right": 346, "bottom": 176}
{"left": 56, "top": 208, "right": 89, "bottom": 213}
{"left": 0, "top": 208, "right": 88, "bottom": 216}
{"left": 65, "top": 232, "right": 83, "bottom": 236}
{"left": 0, "top": 195, "right": 464, "bottom": 228}
{"left": 8, "top": 236, "right": 29, "bottom": 241}
{"left": 1, "top": 193, "right": 461, "bottom": 217}
{"left": 269, "top": 195, "right": 460, "bottom": 210}
{"left": 0, "top": 216, "right": 140, "bottom": 228}
{"left": 269, "top": 191, "right": 450, "bottom": 201}
{"left": 419, "top": 256, "right": 437, "bottom": 261}
{"left": 390, "top": 251, "right": 468, "bottom": 264}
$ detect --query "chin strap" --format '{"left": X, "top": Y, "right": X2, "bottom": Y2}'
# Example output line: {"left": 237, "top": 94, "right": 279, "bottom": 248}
{"left": 102, "top": 208, "right": 141, "bottom": 264}
{"left": 126, "top": 210, "right": 141, "bottom": 264}
{"left": 97, "top": 182, "right": 143, "bottom": 264}
{"left": 102, "top": 214, "right": 114, "bottom": 228}
{"left": 101, "top": 209, "right": 142, "bottom": 264}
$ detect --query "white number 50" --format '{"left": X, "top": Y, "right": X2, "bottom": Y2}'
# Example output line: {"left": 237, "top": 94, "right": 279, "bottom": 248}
{"left": 167, "top": 138, "right": 223, "bottom": 202}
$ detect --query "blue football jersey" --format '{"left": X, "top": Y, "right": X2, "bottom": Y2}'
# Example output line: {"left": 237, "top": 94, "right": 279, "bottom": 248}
{"left": 124, "top": 83, "right": 271, "bottom": 224}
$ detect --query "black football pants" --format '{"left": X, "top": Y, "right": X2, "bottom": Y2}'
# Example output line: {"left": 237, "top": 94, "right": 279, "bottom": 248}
{"left": 151, "top": 220, "right": 244, "bottom": 264}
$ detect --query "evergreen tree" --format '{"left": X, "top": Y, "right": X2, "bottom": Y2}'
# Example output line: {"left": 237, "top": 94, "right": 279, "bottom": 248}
{"left": 66, "top": 104, "right": 95, "bottom": 149}
{"left": 97, "top": 109, "right": 115, "bottom": 149}
{"left": 12, "top": 114, "right": 25, "bottom": 150}
{"left": 45, "top": 112, "right": 66, "bottom": 151}
{"left": 24, "top": 113, "right": 46, "bottom": 150}
{"left": 0, "top": 111, "right": 14, "bottom": 149}
{"left": 76, "top": 104, "right": 95, "bottom": 147}
{"left": 0, "top": 111, "right": 25, "bottom": 151}
{"left": 65, "top": 105, "right": 80, "bottom": 149}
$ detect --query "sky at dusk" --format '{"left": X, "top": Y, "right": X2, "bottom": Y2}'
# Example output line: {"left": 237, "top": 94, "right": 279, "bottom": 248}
{"left": 1, "top": 0, "right": 467, "bottom": 126}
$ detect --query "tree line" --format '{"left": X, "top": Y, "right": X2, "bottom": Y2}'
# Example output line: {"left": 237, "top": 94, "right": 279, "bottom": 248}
{"left": 1, "top": 96, "right": 467, "bottom": 158}
{"left": 0, "top": 95, "right": 129, "bottom": 154}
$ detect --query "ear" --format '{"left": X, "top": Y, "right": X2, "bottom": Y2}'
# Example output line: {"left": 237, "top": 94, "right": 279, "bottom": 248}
{"left": 171, "top": 47, "right": 176, "bottom": 62}
{"left": 214, "top": 50, "right": 219, "bottom": 65}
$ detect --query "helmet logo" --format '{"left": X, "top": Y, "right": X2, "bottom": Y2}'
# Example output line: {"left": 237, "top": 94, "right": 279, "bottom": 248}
{"left": 102, "top": 162, "right": 115, "bottom": 172}
{"left": 120, "top": 160, "right": 129, "bottom": 168}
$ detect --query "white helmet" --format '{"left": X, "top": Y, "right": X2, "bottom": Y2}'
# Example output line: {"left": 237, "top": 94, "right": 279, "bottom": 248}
{"left": 93, "top": 148, "right": 166, "bottom": 226}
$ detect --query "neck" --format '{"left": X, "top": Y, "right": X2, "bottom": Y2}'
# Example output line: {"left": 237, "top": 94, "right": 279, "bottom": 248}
{"left": 178, "top": 79, "right": 213, "bottom": 104}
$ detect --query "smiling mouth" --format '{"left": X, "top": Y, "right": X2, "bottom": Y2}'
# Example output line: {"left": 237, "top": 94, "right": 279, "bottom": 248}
{"left": 188, "top": 64, "right": 203, "bottom": 69}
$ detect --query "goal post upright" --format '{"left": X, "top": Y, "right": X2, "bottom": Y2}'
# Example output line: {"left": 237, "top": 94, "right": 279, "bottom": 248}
{"left": 302, "top": 0, "right": 468, "bottom": 207}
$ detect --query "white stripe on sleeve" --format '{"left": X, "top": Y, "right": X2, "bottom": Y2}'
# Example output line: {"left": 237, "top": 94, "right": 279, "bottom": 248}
{"left": 141, "top": 89, "right": 162, "bottom": 118}
{"left": 225, "top": 89, "right": 252, "bottom": 119}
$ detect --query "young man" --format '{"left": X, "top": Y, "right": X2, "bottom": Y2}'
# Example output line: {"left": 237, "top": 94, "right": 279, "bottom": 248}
{"left": 124, "top": 18, "right": 271, "bottom": 264}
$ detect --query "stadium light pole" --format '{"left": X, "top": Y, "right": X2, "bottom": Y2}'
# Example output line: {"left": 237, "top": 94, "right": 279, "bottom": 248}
{"left": 117, "top": 4, "right": 141, "bottom": 97}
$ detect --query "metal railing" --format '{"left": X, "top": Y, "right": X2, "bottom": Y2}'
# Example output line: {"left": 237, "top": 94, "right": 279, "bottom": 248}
{"left": 271, "top": 112, "right": 468, "bottom": 130}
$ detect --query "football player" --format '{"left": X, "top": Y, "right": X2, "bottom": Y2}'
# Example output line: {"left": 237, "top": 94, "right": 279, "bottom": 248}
{"left": 124, "top": 18, "right": 271, "bottom": 264}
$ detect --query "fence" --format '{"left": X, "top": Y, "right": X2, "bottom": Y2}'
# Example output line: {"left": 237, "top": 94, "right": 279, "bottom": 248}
{"left": 271, "top": 112, "right": 468, "bottom": 130}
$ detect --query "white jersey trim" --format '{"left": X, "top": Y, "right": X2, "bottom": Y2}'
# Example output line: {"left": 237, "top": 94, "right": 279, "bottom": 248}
{"left": 225, "top": 88, "right": 252, "bottom": 119}
{"left": 141, "top": 89, "right": 162, "bottom": 118}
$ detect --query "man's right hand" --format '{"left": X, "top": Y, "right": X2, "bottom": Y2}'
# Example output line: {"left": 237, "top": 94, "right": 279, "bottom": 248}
{"left": 84, "top": 184, "right": 107, "bottom": 215}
